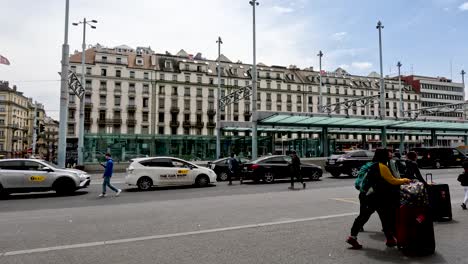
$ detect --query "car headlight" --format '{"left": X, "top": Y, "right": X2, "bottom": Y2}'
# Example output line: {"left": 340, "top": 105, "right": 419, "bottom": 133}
{"left": 79, "top": 173, "right": 88, "bottom": 180}
{"left": 337, "top": 158, "right": 345, "bottom": 162}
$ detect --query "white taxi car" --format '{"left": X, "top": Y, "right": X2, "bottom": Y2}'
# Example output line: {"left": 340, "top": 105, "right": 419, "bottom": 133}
{"left": 125, "top": 157, "right": 217, "bottom": 190}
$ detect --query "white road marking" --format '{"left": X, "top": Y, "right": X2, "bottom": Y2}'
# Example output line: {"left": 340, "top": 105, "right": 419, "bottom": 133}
{"left": 330, "top": 198, "right": 360, "bottom": 205}
{"left": 0, "top": 212, "right": 358, "bottom": 257}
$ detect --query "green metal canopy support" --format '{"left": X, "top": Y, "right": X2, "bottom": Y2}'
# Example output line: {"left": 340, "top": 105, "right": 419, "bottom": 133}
{"left": 321, "top": 127, "right": 329, "bottom": 157}
{"left": 464, "top": 135, "right": 467, "bottom": 147}
{"left": 361, "top": 133, "right": 367, "bottom": 150}
{"left": 431, "top": 129, "right": 437, "bottom": 147}
{"left": 381, "top": 127, "right": 387, "bottom": 148}
{"left": 399, "top": 134, "right": 404, "bottom": 155}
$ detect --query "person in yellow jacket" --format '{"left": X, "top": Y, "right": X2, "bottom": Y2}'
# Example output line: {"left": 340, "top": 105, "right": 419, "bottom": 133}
{"left": 347, "top": 148, "right": 411, "bottom": 249}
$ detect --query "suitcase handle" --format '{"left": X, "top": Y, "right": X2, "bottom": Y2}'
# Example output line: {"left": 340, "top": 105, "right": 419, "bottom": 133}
{"left": 426, "top": 173, "right": 433, "bottom": 184}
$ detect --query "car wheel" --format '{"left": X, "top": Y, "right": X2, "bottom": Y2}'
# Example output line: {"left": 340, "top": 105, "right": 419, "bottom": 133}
{"left": 330, "top": 172, "right": 341, "bottom": 177}
{"left": 195, "top": 175, "right": 210, "bottom": 187}
{"left": 310, "top": 170, "right": 322, "bottom": 180}
{"left": 54, "top": 178, "right": 76, "bottom": 195}
{"left": 0, "top": 184, "right": 9, "bottom": 198}
{"left": 434, "top": 161, "right": 441, "bottom": 169}
{"left": 350, "top": 167, "right": 360, "bottom": 178}
{"left": 263, "top": 172, "right": 275, "bottom": 183}
{"left": 218, "top": 171, "right": 229, "bottom": 181}
{"left": 137, "top": 177, "right": 153, "bottom": 191}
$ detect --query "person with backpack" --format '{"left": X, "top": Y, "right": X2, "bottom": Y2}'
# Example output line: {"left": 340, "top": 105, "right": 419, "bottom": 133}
{"left": 458, "top": 161, "right": 468, "bottom": 210}
{"left": 227, "top": 153, "right": 239, "bottom": 186}
{"left": 346, "top": 149, "right": 411, "bottom": 249}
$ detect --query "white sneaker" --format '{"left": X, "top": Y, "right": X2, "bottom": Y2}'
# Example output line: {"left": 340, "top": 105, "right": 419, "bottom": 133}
{"left": 115, "top": 189, "right": 122, "bottom": 197}
{"left": 99, "top": 193, "right": 106, "bottom": 198}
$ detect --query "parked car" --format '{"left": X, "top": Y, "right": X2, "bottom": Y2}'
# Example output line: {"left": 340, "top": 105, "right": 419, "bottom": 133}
{"left": 241, "top": 155, "right": 322, "bottom": 183}
{"left": 0, "top": 159, "right": 91, "bottom": 196}
{"left": 125, "top": 157, "right": 217, "bottom": 190}
{"left": 207, "top": 157, "right": 250, "bottom": 181}
{"left": 325, "top": 150, "right": 374, "bottom": 177}
{"left": 411, "top": 147, "right": 467, "bottom": 169}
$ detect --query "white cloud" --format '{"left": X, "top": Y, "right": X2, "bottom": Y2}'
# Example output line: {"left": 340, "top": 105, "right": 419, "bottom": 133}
{"left": 459, "top": 2, "right": 468, "bottom": 10}
{"left": 443, "top": 7, "right": 450, "bottom": 11}
{"left": 332, "top": 32, "right": 347, "bottom": 41}
{"left": 0, "top": 0, "right": 324, "bottom": 119}
{"left": 351, "top": 62, "right": 373, "bottom": 70}
{"left": 272, "top": 5, "right": 294, "bottom": 14}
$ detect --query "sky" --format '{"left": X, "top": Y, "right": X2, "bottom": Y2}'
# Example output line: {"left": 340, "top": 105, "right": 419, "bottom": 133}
{"left": 1, "top": 0, "right": 468, "bottom": 119}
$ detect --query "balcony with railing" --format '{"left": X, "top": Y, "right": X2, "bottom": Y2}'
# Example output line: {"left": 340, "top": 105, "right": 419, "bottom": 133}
{"left": 84, "top": 118, "right": 93, "bottom": 125}
{"left": 207, "top": 109, "right": 216, "bottom": 116}
{"left": 183, "top": 120, "right": 191, "bottom": 128}
{"left": 195, "top": 121, "right": 204, "bottom": 128}
{"left": 126, "top": 119, "right": 137, "bottom": 126}
{"left": 127, "top": 104, "right": 137, "bottom": 111}
{"left": 170, "top": 106, "right": 180, "bottom": 114}
{"left": 170, "top": 121, "right": 180, "bottom": 127}
{"left": 207, "top": 121, "right": 216, "bottom": 128}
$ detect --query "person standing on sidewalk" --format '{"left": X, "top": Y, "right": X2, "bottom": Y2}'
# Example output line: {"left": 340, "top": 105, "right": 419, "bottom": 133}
{"left": 290, "top": 151, "right": 305, "bottom": 189}
{"left": 458, "top": 161, "right": 468, "bottom": 210}
{"left": 99, "top": 153, "right": 121, "bottom": 197}
{"left": 227, "top": 153, "right": 239, "bottom": 186}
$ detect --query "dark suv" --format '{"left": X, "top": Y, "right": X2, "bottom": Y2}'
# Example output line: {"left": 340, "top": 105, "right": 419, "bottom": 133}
{"left": 411, "top": 147, "right": 467, "bottom": 169}
{"left": 325, "top": 150, "right": 374, "bottom": 177}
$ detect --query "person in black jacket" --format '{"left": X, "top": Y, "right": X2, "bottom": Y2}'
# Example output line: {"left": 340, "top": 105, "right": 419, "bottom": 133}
{"left": 404, "top": 151, "right": 427, "bottom": 185}
{"left": 458, "top": 161, "right": 468, "bottom": 210}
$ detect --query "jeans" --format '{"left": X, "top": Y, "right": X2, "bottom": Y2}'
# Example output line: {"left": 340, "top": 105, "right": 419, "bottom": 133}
{"left": 102, "top": 176, "right": 118, "bottom": 194}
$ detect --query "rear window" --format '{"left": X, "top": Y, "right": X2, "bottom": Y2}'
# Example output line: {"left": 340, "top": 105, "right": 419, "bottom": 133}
{"left": 0, "top": 160, "right": 24, "bottom": 170}
{"left": 139, "top": 158, "right": 173, "bottom": 167}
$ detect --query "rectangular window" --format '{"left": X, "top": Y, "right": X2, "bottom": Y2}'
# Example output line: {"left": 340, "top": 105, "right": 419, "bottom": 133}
{"left": 116, "top": 57, "right": 122, "bottom": 64}
{"left": 184, "top": 87, "right": 190, "bottom": 96}
{"left": 197, "top": 76, "right": 202, "bottom": 83}
{"left": 144, "top": 72, "right": 149, "bottom": 80}
{"left": 86, "top": 67, "right": 92, "bottom": 75}
{"left": 173, "top": 75, "right": 177, "bottom": 81}
{"left": 143, "top": 84, "right": 149, "bottom": 94}
{"left": 142, "top": 112, "right": 149, "bottom": 122}
{"left": 197, "top": 88, "right": 202, "bottom": 97}
{"left": 159, "top": 113, "right": 165, "bottom": 122}
{"left": 185, "top": 75, "right": 190, "bottom": 83}
{"left": 130, "top": 71, "right": 135, "bottom": 79}
{"left": 114, "top": 96, "right": 121, "bottom": 106}
{"left": 159, "top": 86, "right": 165, "bottom": 95}
{"left": 197, "top": 101, "right": 202, "bottom": 111}
{"left": 172, "top": 86, "right": 178, "bottom": 95}
{"left": 160, "top": 73, "right": 165, "bottom": 80}
{"left": 101, "top": 68, "right": 107, "bottom": 76}
{"left": 143, "top": 98, "right": 149, "bottom": 108}
{"left": 100, "top": 96, "right": 106, "bottom": 106}
{"left": 184, "top": 99, "right": 190, "bottom": 110}
{"left": 116, "top": 70, "right": 121, "bottom": 77}
{"left": 159, "top": 98, "right": 165, "bottom": 109}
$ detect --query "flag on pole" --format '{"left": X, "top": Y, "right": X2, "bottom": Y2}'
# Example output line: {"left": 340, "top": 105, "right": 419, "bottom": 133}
{"left": 0, "top": 55, "right": 10, "bottom": 65}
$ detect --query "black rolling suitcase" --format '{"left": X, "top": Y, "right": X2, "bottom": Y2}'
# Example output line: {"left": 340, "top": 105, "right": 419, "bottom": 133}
{"left": 425, "top": 173, "right": 452, "bottom": 221}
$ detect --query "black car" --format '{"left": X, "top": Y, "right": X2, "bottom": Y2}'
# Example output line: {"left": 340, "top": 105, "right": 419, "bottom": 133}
{"left": 241, "top": 155, "right": 322, "bottom": 183}
{"left": 325, "top": 150, "right": 374, "bottom": 177}
{"left": 207, "top": 157, "right": 250, "bottom": 181}
{"left": 411, "top": 147, "right": 467, "bottom": 169}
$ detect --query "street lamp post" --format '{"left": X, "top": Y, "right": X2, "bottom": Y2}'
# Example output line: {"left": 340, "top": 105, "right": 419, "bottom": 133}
{"left": 376, "top": 21, "right": 387, "bottom": 148}
{"left": 73, "top": 18, "right": 97, "bottom": 166}
{"left": 317, "top": 51, "right": 323, "bottom": 113}
{"left": 216, "top": 37, "right": 223, "bottom": 159}
{"left": 58, "top": 0, "right": 70, "bottom": 168}
{"left": 376, "top": 21, "right": 385, "bottom": 119}
{"left": 249, "top": 0, "right": 259, "bottom": 160}
{"left": 462, "top": 69, "right": 466, "bottom": 121}
{"left": 397, "top": 61, "right": 403, "bottom": 118}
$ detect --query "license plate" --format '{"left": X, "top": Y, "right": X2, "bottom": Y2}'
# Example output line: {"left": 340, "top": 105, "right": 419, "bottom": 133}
{"left": 328, "top": 160, "right": 335, "bottom": 165}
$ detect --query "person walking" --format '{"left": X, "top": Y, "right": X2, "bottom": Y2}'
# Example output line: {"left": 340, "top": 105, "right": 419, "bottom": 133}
{"left": 99, "top": 153, "right": 121, "bottom": 197}
{"left": 458, "top": 161, "right": 468, "bottom": 210}
{"left": 405, "top": 151, "right": 427, "bottom": 185}
{"left": 290, "top": 151, "right": 305, "bottom": 189}
{"left": 346, "top": 149, "right": 411, "bottom": 249}
{"left": 227, "top": 153, "right": 239, "bottom": 186}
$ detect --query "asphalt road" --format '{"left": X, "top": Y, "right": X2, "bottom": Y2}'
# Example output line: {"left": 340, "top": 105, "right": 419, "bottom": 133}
{"left": 0, "top": 168, "right": 467, "bottom": 264}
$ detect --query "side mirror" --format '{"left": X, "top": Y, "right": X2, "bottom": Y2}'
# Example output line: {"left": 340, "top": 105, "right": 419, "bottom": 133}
{"left": 41, "top": 167, "right": 53, "bottom": 172}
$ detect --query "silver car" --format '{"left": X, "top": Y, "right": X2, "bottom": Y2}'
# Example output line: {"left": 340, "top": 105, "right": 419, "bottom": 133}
{"left": 0, "top": 159, "right": 91, "bottom": 195}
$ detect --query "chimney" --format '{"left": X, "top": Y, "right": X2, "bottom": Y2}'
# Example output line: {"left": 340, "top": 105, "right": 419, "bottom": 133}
{"left": 13, "top": 85, "right": 17, "bottom": 91}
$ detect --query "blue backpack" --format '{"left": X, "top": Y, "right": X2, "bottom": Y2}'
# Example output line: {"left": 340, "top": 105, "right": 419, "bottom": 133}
{"left": 354, "top": 162, "right": 375, "bottom": 193}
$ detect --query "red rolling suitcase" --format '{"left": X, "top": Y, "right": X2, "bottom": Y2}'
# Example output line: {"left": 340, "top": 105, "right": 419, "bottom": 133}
{"left": 425, "top": 173, "right": 453, "bottom": 221}
{"left": 396, "top": 205, "right": 435, "bottom": 256}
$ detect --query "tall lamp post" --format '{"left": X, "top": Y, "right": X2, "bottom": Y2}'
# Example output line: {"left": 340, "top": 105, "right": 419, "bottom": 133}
{"left": 72, "top": 18, "right": 97, "bottom": 166}
{"left": 462, "top": 69, "right": 466, "bottom": 121}
{"left": 318, "top": 50, "right": 323, "bottom": 113}
{"left": 249, "top": 0, "right": 259, "bottom": 159}
{"left": 216, "top": 36, "right": 223, "bottom": 159}
{"left": 58, "top": 0, "right": 70, "bottom": 168}
{"left": 376, "top": 21, "right": 386, "bottom": 148}
{"left": 376, "top": 21, "right": 385, "bottom": 119}
{"left": 397, "top": 61, "right": 403, "bottom": 118}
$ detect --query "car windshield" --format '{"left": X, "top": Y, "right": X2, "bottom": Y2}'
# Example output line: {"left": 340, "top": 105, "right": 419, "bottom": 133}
{"left": 40, "top": 160, "right": 62, "bottom": 169}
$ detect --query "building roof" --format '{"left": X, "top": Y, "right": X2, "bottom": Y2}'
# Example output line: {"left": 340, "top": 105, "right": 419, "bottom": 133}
{"left": 69, "top": 48, "right": 96, "bottom": 64}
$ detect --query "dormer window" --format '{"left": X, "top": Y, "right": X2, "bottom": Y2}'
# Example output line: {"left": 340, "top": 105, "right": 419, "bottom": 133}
{"left": 136, "top": 58, "right": 144, "bottom": 66}
{"left": 165, "top": 60, "right": 172, "bottom": 69}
